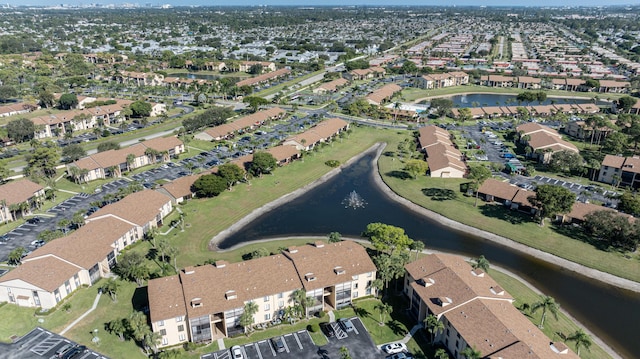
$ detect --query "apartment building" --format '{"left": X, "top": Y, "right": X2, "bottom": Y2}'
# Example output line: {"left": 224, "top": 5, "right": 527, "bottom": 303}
{"left": 598, "top": 155, "right": 640, "bottom": 189}
{"left": 148, "top": 241, "right": 376, "bottom": 348}
{"left": 404, "top": 253, "right": 579, "bottom": 359}
{"left": 0, "top": 179, "right": 45, "bottom": 223}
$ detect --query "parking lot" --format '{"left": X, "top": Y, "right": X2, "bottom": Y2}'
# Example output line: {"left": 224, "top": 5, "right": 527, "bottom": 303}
{"left": 203, "top": 318, "right": 383, "bottom": 359}
{"left": 0, "top": 326, "right": 108, "bottom": 359}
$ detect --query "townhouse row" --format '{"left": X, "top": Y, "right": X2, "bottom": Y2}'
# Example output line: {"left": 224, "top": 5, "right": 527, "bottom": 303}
{"left": 481, "top": 74, "right": 630, "bottom": 93}
{"left": 418, "top": 126, "right": 467, "bottom": 178}
{"left": 0, "top": 190, "right": 174, "bottom": 309}
{"left": 67, "top": 136, "right": 185, "bottom": 182}
{"left": 148, "top": 241, "right": 377, "bottom": 348}
{"left": 0, "top": 179, "right": 45, "bottom": 223}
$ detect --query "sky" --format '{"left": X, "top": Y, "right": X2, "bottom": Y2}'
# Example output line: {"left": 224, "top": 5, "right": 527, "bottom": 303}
{"left": 12, "top": 0, "right": 640, "bottom": 7}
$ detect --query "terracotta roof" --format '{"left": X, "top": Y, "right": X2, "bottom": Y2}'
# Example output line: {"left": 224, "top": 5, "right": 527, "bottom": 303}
{"left": 179, "top": 254, "right": 301, "bottom": 318}
{"left": 318, "top": 78, "right": 348, "bottom": 92}
{"left": 366, "top": 84, "right": 402, "bottom": 105}
{"left": 511, "top": 188, "right": 535, "bottom": 208}
{"left": 0, "top": 256, "right": 81, "bottom": 292}
{"left": 405, "top": 253, "right": 512, "bottom": 317}
{"left": 204, "top": 108, "right": 285, "bottom": 139}
{"left": 141, "top": 136, "right": 183, "bottom": 152}
{"left": 160, "top": 174, "right": 201, "bottom": 200}
{"left": 621, "top": 156, "right": 640, "bottom": 174}
{"left": 236, "top": 68, "right": 290, "bottom": 87}
{"left": 25, "top": 217, "right": 132, "bottom": 269}
{"left": 527, "top": 132, "right": 578, "bottom": 153}
{"left": 601, "top": 155, "right": 625, "bottom": 169}
{"left": 285, "top": 118, "right": 348, "bottom": 147}
{"left": 565, "top": 202, "right": 612, "bottom": 222}
{"left": 266, "top": 145, "right": 300, "bottom": 162}
{"left": 516, "top": 123, "right": 560, "bottom": 137}
{"left": 148, "top": 275, "right": 187, "bottom": 323}
{"left": 283, "top": 241, "right": 377, "bottom": 291}
{"left": 477, "top": 179, "right": 519, "bottom": 201}
{"left": 88, "top": 190, "right": 171, "bottom": 226}
{"left": 0, "top": 179, "right": 44, "bottom": 206}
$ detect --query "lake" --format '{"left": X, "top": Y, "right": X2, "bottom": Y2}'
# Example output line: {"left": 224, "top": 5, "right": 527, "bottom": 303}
{"left": 447, "top": 93, "right": 606, "bottom": 108}
{"left": 220, "top": 151, "right": 640, "bottom": 359}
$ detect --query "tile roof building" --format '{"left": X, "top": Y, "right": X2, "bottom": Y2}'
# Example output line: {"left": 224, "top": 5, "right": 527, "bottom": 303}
{"left": 0, "top": 179, "right": 45, "bottom": 223}
{"left": 366, "top": 84, "right": 402, "bottom": 106}
{"left": 194, "top": 108, "right": 286, "bottom": 141}
{"left": 418, "top": 126, "right": 466, "bottom": 178}
{"left": 598, "top": 155, "right": 640, "bottom": 189}
{"left": 404, "top": 253, "right": 579, "bottom": 359}
{"left": 516, "top": 123, "right": 579, "bottom": 164}
{"left": 282, "top": 118, "right": 349, "bottom": 151}
{"left": 147, "top": 241, "right": 376, "bottom": 347}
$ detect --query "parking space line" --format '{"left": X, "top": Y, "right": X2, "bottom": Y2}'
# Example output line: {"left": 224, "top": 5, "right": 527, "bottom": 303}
{"left": 21, "top": 329, "right": 48, "bottom": 347}
{"left": 253, "top": 342, "right": 264, "bottom": 359}
{"left": 293, "top": 332, "right": 303, "bottom": 350}
{"left": 281, "top": 335, "right": 290, "bottom": 353}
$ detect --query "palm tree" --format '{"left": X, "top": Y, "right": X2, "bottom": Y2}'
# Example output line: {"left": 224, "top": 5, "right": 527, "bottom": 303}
{"left": 461, "top": 346, "right": 482, "bottom": 359}
{"left": 240, "top": 301, "right": 259, "bottom": 335}
{"left": 424, "top": 314, "right": 444, "bottom": 343}
{"left": 374, "top": 302, "right": 392, "bottom": 325}
{"left": 409, "top": 240, "right": 425, "bottom": 260}
{"left": 143, "top": 330, "right": 162, "bottom": 355}
{"left": 531, "top": 295, "right": 560, "bottom": 328}
{"left": 434, "top": 348, "right": 449, "bottom": 359}
{"left": 472, "top": 255, "right": 490, "bottom": 272}
{"left": 101, "top": 278, "right": 119, "bottom": 302}
{"left": 126, "top": 154, "right": 135, "bottom": 172}
{"left": 566, "top": 329, "right": 592, "bottom": 357}
{"left": 106, "top": 318, "right": 127, "bottom": 341}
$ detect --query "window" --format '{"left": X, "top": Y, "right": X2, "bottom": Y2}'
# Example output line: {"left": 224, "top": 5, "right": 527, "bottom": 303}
{"left": 353, "top": 283, "right": 358, "bottom": 289}
{"left": 162, "top": 338, "right": 168, "bottom": 345}
{"left": 277, "top": 292, "right": 283, "bottom": 299}
{"left": 159, "top": 320, "right": 165, "bottom": 327}
{"left": 278, "top": 300, "right": 284, "bottom": 308}
{"left": 457, "top": 333, "right": 461, "bottom": 339}
{"left": 179, "top": 334, "right": 186, "bottom": 341}
{"left": 178, "top": 325, "right": 184, "bottom": 332}
{"left": 456, "top": 340, "right": 459, "bottom": 348}
{"left": 54, "top": 289, "right": 61, "bottom": 303}
{"left": 264, "top": 296, "right": 270, "bottom": 302}
{"left": 447, "top": 329, "right": 450, "bottom": 336}
{"left": 353, "top": 291, "right": 358, "bottom": 298}
{"left": 352, "top": 275, "right": 359, "bottom": 280}
{"left": 265, "top": 313, "right": 271, "bottom": 321}
{"left": 264, "top": 303, "right": 270, "bottom": 311}
{"left": 74, "top": 274, "right": 80, "bottom": 287}
{"left": 160, "top": 329, "right": 167, "bottom": 336}
{"left": 367, "top": 272, "right": 373, "bottom": 278}
{"left": 366, "top": 288, "right": 371, "bottom": 295}
{"left": 176, "top": 316, "right": 183, "bottom": 322}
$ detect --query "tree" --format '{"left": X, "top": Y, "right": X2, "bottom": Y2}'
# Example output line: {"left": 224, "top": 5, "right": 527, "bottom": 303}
{"left": 243, "top": 96, "right": 270, "bottom": 112}
{"left": 25, "top": 146, "right": 60, "bottom": 178}
{"left": 457, "top": 107, "right": 472, "bottom": 123}
{"left": 0, "top": 85, "right": 17, "bottom": 102}
{"left": 374, "top": 302, "right": 392, "bottom": 325}
{"left": 617, "top": 96, "right": 637, "bottom": 113}
{"left": 101, "top": 278, "right": 119, "bottom": 302}
{"left": 38, "top": 91, "right": 55, "bottom": 108}
{"left": 566, "top": 329, "right": 592, "bottom": 357}
{"left": 0, "top": 163, "right": 9, "bottom": 183}
{"left": 8, "top": 246, "right": 26, "bottom": 265}
{"left": 584, "top": 210, "right": 638, "bottom": 251}
{"left": 531, "top": 295, "right": 560, "bottom": 328}
{"left": 218, "top": 163, "right": 245, "bottom": 190}
{"left": 128, "top": 311, "right": 150, "bottom": 342}
{"left": 404, "top": 159, "right": 429, "bottom": 179}
{"left": 143, "top": 331, "right": 162, "bottom": 355}
{"left": 192, "top": 174, "right": 227, "bottom": 197}
{"left": 97, "top": 141, "right": 120, "bottom": 152}
{"left": 530, "top": 185, "right": 575, "bottom": 225}
{"left": 434, "top": 348, "right": 449, "bottom": 359}
{"left": 472, "top": 255, "right": 490, "bottom": 272}
{"left": 339, "top": 346, "right": 352, "bottom": 359}
{"left": 430, "top": 98, "right": 453, "bottom": 118}
{"left": 130, "top": 100, "right": 152, "bottom": 118}
{"left": 467, "top": 165, "right": 492, "bottom": 207}
{"left": 250, "top": 152, "right": 277, "bottom": 177}
{"left": 461, "top": 346, "right": 482, "bottom": 359}
{"left": 71, "top": 211, "right": 85, "bottom": 229}
{"left": 618, "top": 192, "right": 640, "bottom": 215}
{"left": 424, "top": 314, "right": 445, "bottom": 343}
{"left": 58, "top": 93, "right": 78, "bottom": 110}
{"left": 547, "top": 150, "right": 584, "bottom": 175}
{"left": 328, "top": 232, "right": 342, "bottom": 243}
{"left": 363, "top": 223, "right": 413, "bottom": 254}
{"left": 61, "top": 143, "right": 86, "bottom": 163}
{"left": 116, "top": 251, "right": 149, "bottom": 286}
{"left": 409, "top": 240, "right": 424, "bottom": 260}
{"left": 106, "top": 318, "right": 127, "bottom": 341}
{"left": 601, "top": 132, "right": 627, "bottom": 155}
{"left": 6, "top": 118, "right": 36, "bottom": 143}
{"left": 248, "top": 63, "right": 263, "bottom": 74}
{"left": 584, "top": 79, "right": 600, "bottom": 90}
{"left": 239, "top": 301, "right": 259, "bottom": 335}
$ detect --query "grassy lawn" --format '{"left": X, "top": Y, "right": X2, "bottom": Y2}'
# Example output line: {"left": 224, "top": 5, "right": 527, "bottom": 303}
{"left": 377, "top": 132, "right": 640, "bottom": 283}
{"left": 489, "top": 269, "right": 611, "bottom": 359}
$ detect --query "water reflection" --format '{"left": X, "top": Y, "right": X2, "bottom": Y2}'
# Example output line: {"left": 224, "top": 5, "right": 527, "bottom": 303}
{"left": 220, "top": 152, "right": 640, "bottom": 358}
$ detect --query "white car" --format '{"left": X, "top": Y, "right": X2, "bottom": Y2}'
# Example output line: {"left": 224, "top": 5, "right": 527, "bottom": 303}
{"left": 382, "top": 342, "right": 408, "bottom": 354}
{"left": 230, "top": 345, "right": 244, "bottom": 359}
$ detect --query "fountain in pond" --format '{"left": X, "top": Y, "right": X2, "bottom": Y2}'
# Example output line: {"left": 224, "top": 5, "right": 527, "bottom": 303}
{"left": 342, "top": 190, "right": 366, "bottom": 209}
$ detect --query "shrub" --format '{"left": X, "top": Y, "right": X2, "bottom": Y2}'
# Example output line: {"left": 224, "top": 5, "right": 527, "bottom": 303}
{"left": 308, "top": 323, "right": 320, "bottom": 333}
{"left": 318, "top": 311, "right": 326, "bottom": 318}
{"left": 325, "top": 160, "right": 340, "bottom": 168}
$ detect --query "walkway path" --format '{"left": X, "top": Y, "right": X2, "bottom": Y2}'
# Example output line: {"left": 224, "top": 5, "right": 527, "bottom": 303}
{"left": 60, "top": 291, "right": 102, "bottom": 335}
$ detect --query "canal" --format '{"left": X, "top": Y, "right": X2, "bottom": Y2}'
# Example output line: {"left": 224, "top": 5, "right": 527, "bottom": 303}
{"left": 220, "top": 151, "right": 640, "bottom": 359}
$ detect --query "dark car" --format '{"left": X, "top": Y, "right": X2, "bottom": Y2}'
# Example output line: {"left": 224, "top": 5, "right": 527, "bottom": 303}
{"left": 271, "top": 337, "right": 285, "bottom": 353}
{"left": 320, "top": 323, "right": 335, "bottom": 337}
{"left": 27, "top": 217, "right": 41, "bottom": 224}
{"left": 61, "top": 345, "right": 87, "bottom": 359}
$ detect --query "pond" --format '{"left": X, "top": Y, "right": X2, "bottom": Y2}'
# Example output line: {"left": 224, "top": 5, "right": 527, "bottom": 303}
{"left": 220, "top": 151, "right": 640, "bottom": 359}
{"left": 446, "top": 93, "right": 606, "bottom": 108}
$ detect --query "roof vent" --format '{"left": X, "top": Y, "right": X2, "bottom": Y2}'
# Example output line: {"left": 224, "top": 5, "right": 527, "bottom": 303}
{"left": 288, "top": 247, "right": 298, "bottom": 253}
{"left": 225, "top": 290, "right": 237, "bottom": 300}
{"left": 215, "top": 260, "right": 227, "bottom": 268}
{"left": 191, "top": 298, "right": 202, "bottom": 307}
{"left": 550, "top": 341, "right": 569, "bottom": 354}
{"left": 471, "top": 269, "right": 485, "bottom": 277}
{"left": 184, "top": 269, "right": 195, "bottom": 275}
{"left": 334, "top": 267, "right": 345, "bottom": 275}
{"left": 437, "top": 297, "right": 453, "bottom": 307}
{"left": 418, "top": 277, "right": 435, "bottom": 287}
{"left": 490, "top": 286, "right": 505, "bottom": 295}
{"left": 314, "top": 241, "right": 325, "bottom": 248}
{"left": 305, "top": 273, "right": 316, "bottom": 282}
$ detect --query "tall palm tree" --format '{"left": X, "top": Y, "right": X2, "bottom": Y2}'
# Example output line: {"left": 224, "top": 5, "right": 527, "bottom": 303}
{"left": 126, "top": 154, "right": 136, "bottom": 172}
{"left": 461, "top": 346, "right": 482, "bottom": 359}
{"left": 374, "top": 302, "right": 392, "bottom": 326}
{"left": 566, "top": 329, "right": 592, "bottom": 357}
{"left": 531, "top": 295, "right": 560, "bottom": 328}
{"left": 472, "top": 255, "right": 490, "bottom": 272}
{"left": 424, "top": 314, "right": 445, "bottom": 343}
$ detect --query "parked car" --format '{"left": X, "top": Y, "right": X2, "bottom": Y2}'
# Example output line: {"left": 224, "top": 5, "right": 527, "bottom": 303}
{"left": 320, "top": 323, "right": 335, "bottom": 337}
{"left": 339, "top": 318, "right": 355, "bottom": 332}
{"left": 54, "top": 343, "right": 74, "bottom": 358}
{"left": 271, "top": 337, "right": 285, "bottom": 353}
{"left": 26, "top": 217, "right": 41, "bottom": 224}
{"left": 61, "top": 345, "right": 87, "bottom": 359}
{"left": 382, "top": 342, "right": 407, "bottom": 354}
{"left": 386, "top": 353, "right": 408, "bottom": 359}
{"left": 230, "top": 345, "right": 244, "bottom": 359}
